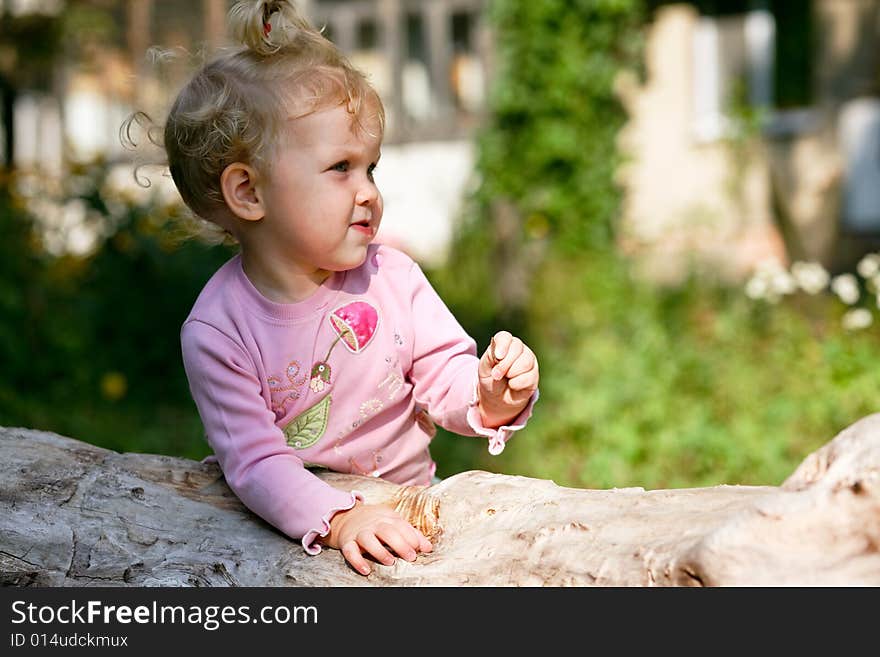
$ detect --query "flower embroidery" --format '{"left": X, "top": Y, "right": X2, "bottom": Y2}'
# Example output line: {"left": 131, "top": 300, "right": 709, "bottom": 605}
{"left": 268, "top": 360, "right": 307, "bottom": 412}
{"left": 360, "top": 398, "right": 383, "bottom": 417}
{"left": 280, "top": 300, "right": 382, "bottom": 450}
{"left": 330, "top": 301, "right": 379, "bottom": 353}
{"left": 308, "top": 300, "right": 380, "bottom": 394}
{"left": 309, "top": 362, "right": 331, "bottom": 392}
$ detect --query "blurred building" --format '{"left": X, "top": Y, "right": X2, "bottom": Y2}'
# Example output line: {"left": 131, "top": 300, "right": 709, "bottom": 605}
{"left": 3, "top": 1, "right": 877, "bottom": 280}
{"left": 0, "top": 0, "right": 489, "bottom": 264}
{"left": 617, "top": 0, "right": 880, "bottom": 283}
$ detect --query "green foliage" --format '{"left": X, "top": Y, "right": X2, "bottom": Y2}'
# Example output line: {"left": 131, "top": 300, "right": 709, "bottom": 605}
{"left": 428, "top": 0, "right": 880, "bottom": 489}
{"left": 432, "top": 252, "right": 880, "bottom": 488}
{"left": 431, "top": 0, "right": 647, "bottom": 472}
{"left": 479, "top": 0, "right": 644, "bottom": 251}
{"left": 0, "top": 179, "right": 51, "bottom": 390}
{"left": 0, "top": 163, "right": 231, "bottom": 460}
{"left": 434, "top": 0, "right": 646, "bottom": 327}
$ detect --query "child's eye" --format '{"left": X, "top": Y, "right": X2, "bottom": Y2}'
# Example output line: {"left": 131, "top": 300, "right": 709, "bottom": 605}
{"left": 367, "top": 163, "right": 377, "bottom": 182}
{"left": 330, "top": 161, "right": 349, "bottom": 172}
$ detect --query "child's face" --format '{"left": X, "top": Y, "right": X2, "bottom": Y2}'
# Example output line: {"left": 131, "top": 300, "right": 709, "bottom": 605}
{"left": 256, "top": 102, "right": 383, "bottom": 277}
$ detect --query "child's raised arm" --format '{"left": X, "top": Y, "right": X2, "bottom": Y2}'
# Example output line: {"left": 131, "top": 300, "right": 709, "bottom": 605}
{"left": 402, "top": 253, "right": 539, "bottom": 455}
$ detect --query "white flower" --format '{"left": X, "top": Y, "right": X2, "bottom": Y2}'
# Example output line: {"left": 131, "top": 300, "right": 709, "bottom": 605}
{"left": 842, "top": 308, "right": 873, "bottom": 330}
{"left": 745, "top": 275, "right": 769, "bottom": 300}
{"left": 857, "top": 253, "right": 880, "bottom": 279}
{"left": 831, "top": 273, "right": 860, "bottom": 305}
{"left": 769, "top": 270, "right": 796, "bottom": 296}
{"left": 745, "top": 258, "right": 795, "bottom": 302}
{"left": 791, "top": 261, "right": 830, "bottom": 295}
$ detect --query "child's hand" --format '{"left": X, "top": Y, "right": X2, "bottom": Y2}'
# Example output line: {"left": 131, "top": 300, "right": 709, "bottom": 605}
{"left": 477, "top": 330, "right": 540, "bottom": 428}
{"left": 320, "top": 501, "right": 433, "bottom": 576}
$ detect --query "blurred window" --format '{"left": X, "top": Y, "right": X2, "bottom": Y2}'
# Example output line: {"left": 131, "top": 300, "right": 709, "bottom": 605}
{"left": 691, "top": 0, "right": 813, "bottom": 142}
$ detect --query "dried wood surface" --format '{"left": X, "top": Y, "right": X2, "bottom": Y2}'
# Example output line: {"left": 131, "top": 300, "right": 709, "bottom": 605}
{"left": 2, "top": 415, "right": 879, "bottom": 586}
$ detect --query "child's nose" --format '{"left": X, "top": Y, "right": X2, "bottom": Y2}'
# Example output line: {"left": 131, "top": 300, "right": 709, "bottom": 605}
{"left": 355, "top": 180, "right": 378, "bottom": 205}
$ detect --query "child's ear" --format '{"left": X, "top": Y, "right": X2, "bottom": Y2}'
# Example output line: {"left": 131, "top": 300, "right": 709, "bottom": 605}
{"left": 220, "top": 162, "right": 264, "bottom": 222}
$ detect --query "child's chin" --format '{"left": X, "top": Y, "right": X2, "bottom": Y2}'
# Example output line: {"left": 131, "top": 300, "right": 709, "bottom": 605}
{"left": 333, "top": 250, "right": 370, "bottom": 272}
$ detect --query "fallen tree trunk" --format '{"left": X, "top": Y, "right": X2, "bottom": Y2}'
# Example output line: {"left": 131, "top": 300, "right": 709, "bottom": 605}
{"left": 2, "top": 415, "right": 879, "bottom": 586}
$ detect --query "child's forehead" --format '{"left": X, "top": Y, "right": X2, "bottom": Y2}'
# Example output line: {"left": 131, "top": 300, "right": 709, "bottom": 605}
{"left": 282, "top": 100, "right": 383, "bottom": 145}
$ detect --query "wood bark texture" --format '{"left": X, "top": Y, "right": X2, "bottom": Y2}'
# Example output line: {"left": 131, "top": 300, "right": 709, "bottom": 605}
{"left": 2, "top": 415, "right": 879, "bottom": 586}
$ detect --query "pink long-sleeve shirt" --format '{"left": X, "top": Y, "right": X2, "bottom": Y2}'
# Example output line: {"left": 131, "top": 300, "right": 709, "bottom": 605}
{"left": 181, "top": 244, "right": 536, "bottom": 553}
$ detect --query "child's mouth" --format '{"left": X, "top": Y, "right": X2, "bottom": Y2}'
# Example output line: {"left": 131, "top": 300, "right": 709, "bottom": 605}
{"left": 350, "top": 219, "right": 373, "bottom": 235}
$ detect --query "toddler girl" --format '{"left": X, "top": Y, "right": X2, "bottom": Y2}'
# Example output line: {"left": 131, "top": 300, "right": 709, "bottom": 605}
{"left": 157, "top": 0, "right": 539, "bottom": 575}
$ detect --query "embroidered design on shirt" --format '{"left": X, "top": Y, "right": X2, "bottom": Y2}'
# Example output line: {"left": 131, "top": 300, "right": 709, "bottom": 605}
{"left": 309, "top": 362, "right": 331, "bottom": 392}
{"left": 360, "top": 398, "right": 383, "bottom": 418}
{"left": 283, "top": 394, "right": 331, "bottom": 449}
{"left": 378, "top": 357, "right": 404, "bottom": 399}
{"left": 308, "top": 300, "right": 380, "bottom": 393}
{"left": 268, "top": 360, "right": 307, "bottom": 412}
{"left": 329, "top": 301, "right": 379, "bottom": 354}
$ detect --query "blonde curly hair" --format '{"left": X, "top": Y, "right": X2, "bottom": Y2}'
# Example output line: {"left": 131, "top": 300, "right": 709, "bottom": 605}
{"left": 126, "top": 0, "right": 384, "bottom": 241}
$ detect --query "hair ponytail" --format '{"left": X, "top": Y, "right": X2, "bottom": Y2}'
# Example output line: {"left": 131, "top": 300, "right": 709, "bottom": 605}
{"left": 152, "top": 0, "right": 384, "bottom": 229}
{"left": 228, "top": 0, "right": 324, "bottom": 56}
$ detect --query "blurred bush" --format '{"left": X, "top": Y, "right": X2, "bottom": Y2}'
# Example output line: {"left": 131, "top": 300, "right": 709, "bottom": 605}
{"left": 432, "top": 250, "right": 880, "bottom": 488}
{"left": 426, "top": 0, "right": 880, "bottom": 488}
{"left": 0, "top": 162, "right": 231, "bottom": 459}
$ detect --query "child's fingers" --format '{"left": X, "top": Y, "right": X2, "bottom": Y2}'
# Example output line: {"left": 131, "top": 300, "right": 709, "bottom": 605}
{"left": 506, "top": 370, "right": 539, "bottom": 392}
{"left": 341, "top": 541, "right": 372, "bottom": 576}
{"left": 380, "top": 520, "right": 433, "bottom": 558}
{"left": 490, "top": 331, "right": 513, "bottom": 362}
{"left": 385, "top": 509, "right": 433, "bottom": 553}
{"left": 479, "top": 333, "right": 506, "bottom": 378}
{"left": 398, "top": 522, "right": 432, "bottom": 553}
{"left": 491, "top": 337, "right": 524, "bottom": 380}
{"left": 357, "top": 532, "right": 397, "bottom": 567}
{"left": 503, "top": 348, "right": 538, "bottom": 382}
{"left": 479, "top": 331, "right": 513, "bottom": 376}
{"left": 375, "top": 525, "right": 419, "bottom": 562}
{"left": 403, "top": 524, "right": 433, "bottom": 553}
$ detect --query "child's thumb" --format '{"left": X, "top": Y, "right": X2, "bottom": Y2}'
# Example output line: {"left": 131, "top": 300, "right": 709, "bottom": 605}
{"left": 478, "top": 337, "right": 501, "bottom": 379}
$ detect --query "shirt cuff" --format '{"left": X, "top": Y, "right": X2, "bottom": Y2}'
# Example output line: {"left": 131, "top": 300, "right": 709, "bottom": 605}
{"left": 466, "top": 387, "right": 540, "bottom": 456}
{"left": 301, "top": 490, "right": 364, "bottom": 555}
